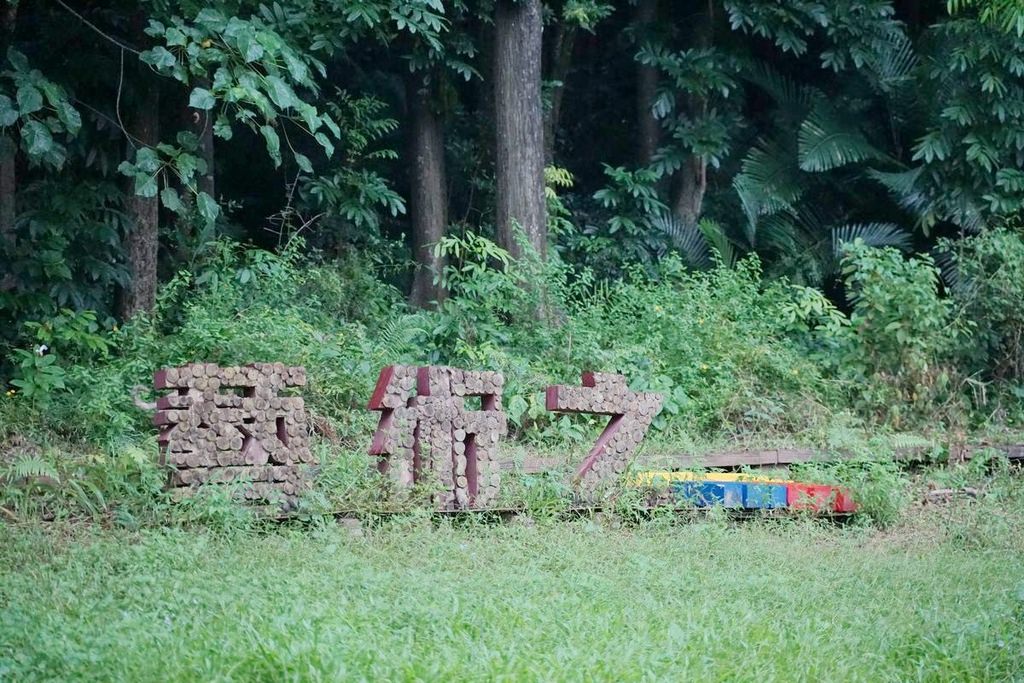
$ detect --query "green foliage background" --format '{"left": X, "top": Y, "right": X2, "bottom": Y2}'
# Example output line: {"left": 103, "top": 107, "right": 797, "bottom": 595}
{"left": 0, "top": 0, "right": 1023, "bottom": 525}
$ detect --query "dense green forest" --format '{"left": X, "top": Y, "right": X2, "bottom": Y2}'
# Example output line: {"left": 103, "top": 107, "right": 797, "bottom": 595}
{"left": 2, "top": 7, "right": 1024, "bottom": 679}
{"left": 1, "top": 0, "right": 1024, "bottom": 473}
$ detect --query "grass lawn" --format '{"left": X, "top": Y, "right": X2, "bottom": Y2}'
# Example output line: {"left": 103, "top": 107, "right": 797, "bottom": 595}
{"left": 2, "top": 502, "right": 1023, "bottom": 681}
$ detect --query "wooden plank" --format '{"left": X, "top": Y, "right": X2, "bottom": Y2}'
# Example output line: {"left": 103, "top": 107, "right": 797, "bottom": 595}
{"left": 509, "top": 443, "right": 1024, "bottom": 475}
{"left": 519, "top": 456, "right": 560, "bottom": 474}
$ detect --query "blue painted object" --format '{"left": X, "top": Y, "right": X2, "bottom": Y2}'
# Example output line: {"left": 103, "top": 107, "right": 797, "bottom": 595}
{"left": 743, "top": 483, "right": 788, "bottom": 509}
{"left": 672, "top": 481, "right": 744, "bottom": 508}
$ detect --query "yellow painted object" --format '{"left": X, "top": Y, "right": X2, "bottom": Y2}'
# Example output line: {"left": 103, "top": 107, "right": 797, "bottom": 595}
{"left": 630, "top": 470, "right": 794, "bottom": 487}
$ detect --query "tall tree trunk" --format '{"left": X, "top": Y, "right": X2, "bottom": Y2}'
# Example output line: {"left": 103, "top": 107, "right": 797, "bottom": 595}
{"left": 0, "top": 141, "right": 14, "bottom": 245}
{"left": 494, "top": 0, "right": 547, "bottom": 261}
{"left": 0, "top": 1, "right": 18, "bottom": 246}
{"left": 635, "top": 0, "right": 660, "bottom": 166}
{"left": 673, "top": 155, "right": 706, "bottom": 227}
{"left": 118, "top": 81, "right": 160, "bottom": 320}
{"left": 543, "top": 21, "right": 576, "bottom": 163}
{"left": 407, "top": 73, "right": 448, "bottom": 309}
{"left": 672, "top": 0, "right": 711, "bottom": 227}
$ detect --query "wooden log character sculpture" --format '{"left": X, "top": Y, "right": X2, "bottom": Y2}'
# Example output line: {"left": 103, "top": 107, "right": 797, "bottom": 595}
{"left": 153, "top": 363, "right": 315, "bottom": 510}
{"left": 368, "top": 365, "right": 507, "bottom": 510}
{"left": 546, "top": 371, "right": 663, "bottom": 493}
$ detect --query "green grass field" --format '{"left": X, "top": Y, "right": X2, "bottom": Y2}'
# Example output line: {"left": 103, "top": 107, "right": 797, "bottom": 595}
{"left": 2, "top": 494, "right": 1024, "bottom": 682}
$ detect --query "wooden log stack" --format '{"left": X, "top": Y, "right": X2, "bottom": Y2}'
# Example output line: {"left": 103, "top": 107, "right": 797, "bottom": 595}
{"left": 447, "top": 367, "right": 506, "bottom": 509}
{"left": 367, "top": 364, "right": 422, "bottom": 489}
{"left": 546, "top": 371, "right": 663, "bottom": 494}
{"left": 367, "top": 365, "right": 507, "bottom": 510}
{"left": 154, "top": 362, "right": 314, "bottom": 510}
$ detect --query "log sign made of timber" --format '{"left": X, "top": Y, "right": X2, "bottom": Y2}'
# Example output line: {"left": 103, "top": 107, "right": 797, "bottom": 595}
{"left": 546, "top": 371, "right": 664, "bottom": 492}
{"left": 367, "top": 365, "right": 507, "bottom": 509}
{"left": 153, "top": 363, "right": 314, "bottom": 510}
{"left": 367, "top": 365, "right": 664, "bottom": 508}
{"left": 153, "top": 363, "right": 662, "bottom": 510}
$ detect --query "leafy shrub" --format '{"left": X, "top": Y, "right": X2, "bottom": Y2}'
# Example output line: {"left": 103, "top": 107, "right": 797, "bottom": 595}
{"left": 830, "top": 242, "right": 968, "bottom": 427}
{"left": 949, "top": 228, "right": 1024, "bottom": 382}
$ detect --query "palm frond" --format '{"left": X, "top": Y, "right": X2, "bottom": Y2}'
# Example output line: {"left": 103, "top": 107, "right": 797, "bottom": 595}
{"left": 867, "top": 167, "right": 923, "bottom": 196}
{"left": 698, "top": 218, "right": 738, "bottom": 268}
{"left": 831, "top": 222, "right": 912, "bottom": 259}
{"left": 740, "top": 60, "right": 819, "bottom": 121}
{"left": 733, "top": 176, "right": 764, "bottom": 247}
{"left": 798, "top": 103, "right": 887, "bottom": 172}
{"left": 930, "top": 245, "right": 960, "bottom": 291}
{"left": 737, "top": 137, "right": 804, "bottom": 209}
{"left": 794, "top": 203, "right": 837, "bottom": 237}
{"left": 651, "top": 214, "right": 712, "bottom": 270}
{"left": 760, "top": 213, "right": 832, "bottom": 286}
{"left": 867, "top": 34, "right": 919, "bottom": 94}
{"left": 758, "top": 213, "right": 801, "bottom": 254}
{"left": 733, "top": 136, "right": 804, "bottom": 246}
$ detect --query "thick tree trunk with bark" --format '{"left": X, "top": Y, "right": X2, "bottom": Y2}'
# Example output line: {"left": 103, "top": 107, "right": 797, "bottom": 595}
{"left": 0, "top": 2, "right": 18, "bottom": 246}
{"left": 494, "top": 0, "right": 547, "bottom": 261}
{"left": 672, "top": 0, "right": 711, "bottom": 227}
{"left": 673, "top": 155, "right": 706, "bottom": 227}
{"left": 635, "top": 0, "right": 660, "bottom": 166}
{"left": 407, "top": 73, "right": 448, "bottom": 309}
{"left": 543, "top": 21, "right": 576, "bottom": 163}
{"left": 118, "top": 81, "right": 160, "bottom": 320}
{"left": 0, "top": 138, "right": 14, "bottom": 246}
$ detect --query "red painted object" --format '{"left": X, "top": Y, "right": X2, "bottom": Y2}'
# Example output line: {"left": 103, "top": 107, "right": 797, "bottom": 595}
{"left": 786, "top": 483, "right": 834, "bottom": 511}
{"left": 786, "top": 483, "right": 857, "bottom": 512}
{"left": 832, "top": 487, "right": 858, "bottom": 513}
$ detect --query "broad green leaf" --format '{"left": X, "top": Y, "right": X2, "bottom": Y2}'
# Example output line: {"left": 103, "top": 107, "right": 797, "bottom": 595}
{"left": 144, "top": 20, "right": 166, "bottom": 38}
{"left": 0, "top": 95, "right": 18, "bottom": 127}
{"left": 174, "top": 152, "right": 199, "bottom": 182}
{"left": 260, "top": 124, "right": 281, "bottom": 166}
{"left": 211, "top": 66, "right": 232, "bottom": 92}
{"left": 134, "top": 147, "right": 162, "bottom": 174}
{"left": 166, "top": 27, "right": 188, "bottom": 47}
{"left": 6, "top": 48, "right": 29, "bottom": 72}
{"left": 175, "top": 130, "right": 200, "bottom": 150}
{"left": 20, "top": 119, "right": 52, "bottom": 158}
{"left": 255, "top": 29, "right": 283, "bottom": 54}
{"left": 195, "top": 8, "right": 227, "bottom": 30}
{"left": 54, "top": 100, "right": 81, "bottom": 135}
{"left": 213, "top": 115, "right": 233, "bottom": 140}
{"left": 293, "top": 152, "right": 313, "bottom": 173}
{"left": 197, "top": 191, "right": 220, "bottom": 225}
{"left": 282, "top": 52, "right": 309, "bottom": 83}
{"left": 141, "top": 46, "right": 177, "bottom": 71}
{"left": 160, "top": 186, "right": 184, "bottom": 213}
{"left": 189, "top": 87, "right": 216, "bottom": 111}
{"left": 16, "top": 85, "right": 42, "bottom": 115}
{"left": 133, "top": 171, "right": 159, "bottom": 198}
{"left": 322, "top": 114, "right": 341, "bottom": 139}
{"left": 264, "top": 75, "right": 297, "bottom": 110}
{"left": 313, "top": 132, "right": 334, "bottom": 158}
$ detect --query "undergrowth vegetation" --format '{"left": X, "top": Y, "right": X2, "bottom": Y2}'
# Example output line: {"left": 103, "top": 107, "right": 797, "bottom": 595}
{"left": 1, "top": 228, "right": 1024, "bottom": 527}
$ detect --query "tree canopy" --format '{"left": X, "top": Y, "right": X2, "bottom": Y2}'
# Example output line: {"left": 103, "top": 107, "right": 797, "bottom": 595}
{"left": 0, "top": 0, "right": 1022, "bottom": 359}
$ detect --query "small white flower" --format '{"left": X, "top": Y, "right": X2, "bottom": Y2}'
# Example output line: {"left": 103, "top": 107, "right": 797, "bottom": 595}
{"left": 35, "top": 344, "right": 48, "bottom": 356}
